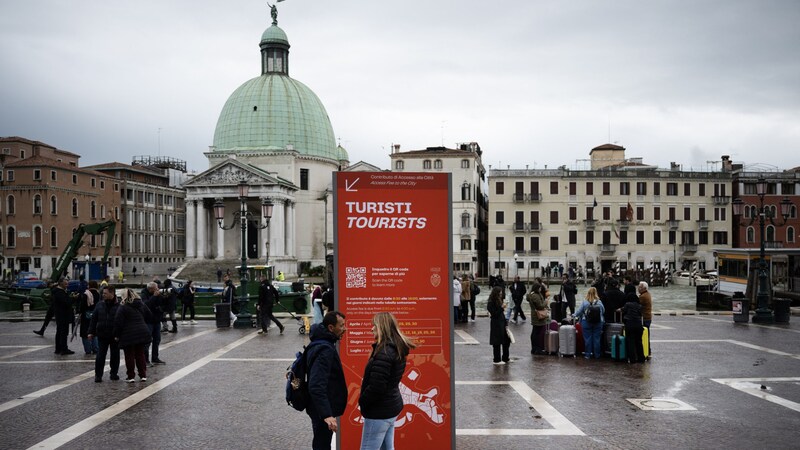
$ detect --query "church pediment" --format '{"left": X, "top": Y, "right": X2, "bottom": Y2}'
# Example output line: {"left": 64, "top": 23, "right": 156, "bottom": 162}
{"left": 185, "top": 159, "right": 280, "bottom": 187}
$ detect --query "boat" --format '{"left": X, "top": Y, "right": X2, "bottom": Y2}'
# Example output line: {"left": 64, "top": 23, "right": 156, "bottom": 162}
{"left": 672, "top": 270, "right": 717, "bottom": 287}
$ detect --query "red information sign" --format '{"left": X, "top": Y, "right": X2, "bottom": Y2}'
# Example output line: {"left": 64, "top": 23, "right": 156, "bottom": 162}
{"left": 334, "top": 172, "right": 453, "bottom": 449}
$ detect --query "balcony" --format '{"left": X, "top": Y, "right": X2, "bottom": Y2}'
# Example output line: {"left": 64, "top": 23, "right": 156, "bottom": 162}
{"left": 513, "top": 249, "right": 527, "bottom": 256}
{"left": 584, "top": 219, "right": 597, "bottom": 230}
{"left": 712, "top": 196, "right": 731, "bottom": 205}
{"left": 599, "top": 244, "right": 617, "bottom": 253}
{"left": 529, "top": 222, "right": 542, "bottom": 232}
{"left": 529, "top": 249, "right": 542, "bottom": 255}
{"left": 528, "top": 193, "right": 543, "bottom": 203}
{"left": 512, "top": 193, "right": 526, "bottom": 203}
{"left": 680, "top": 244, "right": 698, "bottom": 253}
{"left": 513, "top": 222, "right": 526, "bottom": 233}
{"left": 696, "top": 220, "right": 710, "bottom": 230}
{"left": 617, "top": 219, "right": 630, "bottom": 230}
{"left": 666, "top": 220, "right": 680, "bottom": 229}
{"left": 765, "top": 241, "right": 784, "bottom": 249}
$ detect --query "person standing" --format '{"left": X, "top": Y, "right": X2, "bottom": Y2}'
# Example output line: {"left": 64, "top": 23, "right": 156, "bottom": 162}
{"left": 618, "top": 292, "right": 645, "bottom": 363}
{"left": 527, "top": 282, "right": 548, "bottom": 355}
{"left": 601, "top": 279, "right": 626, "bottom": 323}
{"left": 79, "top": 281, "right": 100, "bottom": 355}
{"left": 460, "top": 275, "right": 472, "bottom": 323}
{"left": 277, "top": 271, "right": 285, "bottom": 281}
{"left": 88, "top": 284, "right": 121, "bottom": 382}
{"left": 180, "top": 280, "right": 197, "bottom": 324}
{"left": 223, "top": 278, "right": 237, "bottom": 325}
{"left": 113, "top": 289, "right": 153, "bottom": 382}
{"left": 257, "top": 275, "right": 284, "bottom": 334}
{"left": 487, "top": 286, "right": 510, "bottom": 365}
{"left": 312, "top": 284, "right": 324, "bottom": 325}
{"left": 52, "top": 277, "right": 74, "bottom": 355}
{"left": 358, "top": 312, "right": 416, "bottom": 450}
{"left": 573, "top": 287, "right": 605, "bottom": 359}
{"left": 452, "top": 276, "right": 462, "bottom": 324}
{"left": 560, "top": 275, "right": 578, "bottom": 317}
{"left": 141, "top": 282, "right": 165, "bottom": 365}
{"left": 307, "top": 311, "right": 347, "bottom": 450}
{"left": 216, "top": 267, "right": 223, "bottom": 283}
{"left": 161, "top": 279, "right": 178, "bottom": 333}
{"left": 623, "top": 276, "right": 637, "bottom": 295}
{"left": 638, "top": 281, "right": 653, "bottom": 358}
{"left": 509, "top": 276, "right": 527, "bottom": 323}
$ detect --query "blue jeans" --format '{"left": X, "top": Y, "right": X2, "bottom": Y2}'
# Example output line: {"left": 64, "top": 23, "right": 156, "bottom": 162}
{"left": 581, "top": 320, "right": 603, "bottom": 358}
{"left": 360, "top": 416, "right": 396, "bottom": 450}
{"left": 82, "top": 336, "right": 98, "bottom": 354}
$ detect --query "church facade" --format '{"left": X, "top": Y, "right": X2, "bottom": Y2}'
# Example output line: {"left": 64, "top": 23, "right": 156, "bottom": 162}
{"left": 183, "top": 8, "right": 348, "bottom": 277}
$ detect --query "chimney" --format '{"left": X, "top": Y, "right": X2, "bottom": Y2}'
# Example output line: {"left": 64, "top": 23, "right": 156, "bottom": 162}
{"left": 721, "top": 155, "right": 732, "bottom": 172}
{"left": 392, "top": 144, "right": 401, "bottom": 154}
{"left": 670, "top": 162, "right": 680, "bottom": 171}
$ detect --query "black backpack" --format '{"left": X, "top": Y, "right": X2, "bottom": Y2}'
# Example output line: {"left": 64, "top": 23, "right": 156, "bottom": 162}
{"left": 285, "top": 340, "right": 331, "bottom": 411}
{"left": 586, "top": 301, "right": 602, "bottom": 324}
{"left": 471, "top": 282, "right": 480, "bottom": 297}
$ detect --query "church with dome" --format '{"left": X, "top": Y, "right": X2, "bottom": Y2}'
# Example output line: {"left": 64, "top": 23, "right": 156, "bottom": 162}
{"left": 183, "top": 5, "right": 348, "bottom": 276}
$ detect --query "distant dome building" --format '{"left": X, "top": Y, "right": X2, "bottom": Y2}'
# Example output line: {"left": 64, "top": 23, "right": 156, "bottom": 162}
{"left": 184, "top": 6, "right": 346, "bottom": 275}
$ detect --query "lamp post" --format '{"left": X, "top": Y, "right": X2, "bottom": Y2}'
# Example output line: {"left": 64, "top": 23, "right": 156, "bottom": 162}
{"left": 732, "top": 178, "right": 793, "bottom": 324}
{"left": 214, "top": 181, "right": 273, "bottom": 328}
{"left": 513, "top": 253, "right": 518, "bottom": 278}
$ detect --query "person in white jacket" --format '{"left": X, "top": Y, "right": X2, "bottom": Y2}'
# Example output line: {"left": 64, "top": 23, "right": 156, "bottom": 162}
{"left": 453, "top": 277, "right": 462, "bottom": 324}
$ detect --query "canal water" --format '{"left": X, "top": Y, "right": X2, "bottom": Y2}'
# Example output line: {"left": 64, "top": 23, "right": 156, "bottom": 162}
{"left": 473, "top": 283, "right": 700, "bottom": 313}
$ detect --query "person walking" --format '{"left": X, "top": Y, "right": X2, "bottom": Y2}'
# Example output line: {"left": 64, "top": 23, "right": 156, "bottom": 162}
{"left": 306, "top": 311, "right": 347, "bottom": 450}
{"left": 573, "top": 287, "right": 605, "bottom": 359}
{"left": 180, "top": 280, "right": 197, "bottom": 324}
{"left": 88, "top": 284, "right": 121, "bottom": 382}
{"left": 638, "top": 281, "right": 653, "bottom": 358}
{"left": 223, "top": 278, "right": 237, "bottom": 325}
{"left": 312, "top": 284, "right": 324, "bottom": 325}
{"left": 487, "top": 286, "right": 511, "bottom": 365}
{"left": 113, "top": 289, "right": 153, "bottom": 382}
{"left": 141, "top": 282, "right": 165, "bottom": 365}
{"left": 358, "top": 312, "right": 416, "bottom": 450}
{"left": 618, "top": 292, "right": 646, "bottom": 363}
{"left": 52, "top": 277, "right": 75, "bottom": 355}
{"left": 33, "top": 293, "right": 55, "bottom": 336}
{"left": 452, "top": 276, "right": 462, "bottom": 324}
{"left": 527, "top": 281, "right": 548, "bottom": 355}
{"left": 257, "top": 275, "right": 284, "bottom": 334}
{"left": 161, "top": 279, "right": 178, "bottom": 333}
{"left": 509, "top": 276, "right": 527, "bottom": 323}
{"left": 78, "top": 281, "right": 100, "bottom": 355}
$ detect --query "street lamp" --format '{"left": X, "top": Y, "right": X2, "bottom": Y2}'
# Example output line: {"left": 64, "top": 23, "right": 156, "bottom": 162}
{"left": 732, "top": 178, "right": 793, "bottom": 324}
{"left": 213, "top": 181, "right": 273, "bottom": 328}
{"left": 513, "top": 253, "right": 518, "bottom": 278}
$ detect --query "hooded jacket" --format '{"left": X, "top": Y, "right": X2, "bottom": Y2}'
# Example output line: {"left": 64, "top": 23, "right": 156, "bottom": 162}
{"left": 305, "top": 323, "right": 346, "bottom": 419}
{"left": 359, "top": 342, "right": 406, "bottom": 419}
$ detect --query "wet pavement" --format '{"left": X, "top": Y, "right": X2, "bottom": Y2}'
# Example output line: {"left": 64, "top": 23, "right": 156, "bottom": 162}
{"left": 1, "top": 313, "right": 798, "bottom": 449}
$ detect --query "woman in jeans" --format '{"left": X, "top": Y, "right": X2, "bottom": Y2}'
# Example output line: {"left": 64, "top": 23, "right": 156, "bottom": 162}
{"left": 358, "top": 312, "right": 416, "bottom": 450}
{"left": 573, "top": 287, "right": 605, "bottom": 359}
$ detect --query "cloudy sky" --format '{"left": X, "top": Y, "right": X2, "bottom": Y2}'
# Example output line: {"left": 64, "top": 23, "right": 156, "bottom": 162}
{"left": 2, "top": 0, "right": 798, "bottom": 174}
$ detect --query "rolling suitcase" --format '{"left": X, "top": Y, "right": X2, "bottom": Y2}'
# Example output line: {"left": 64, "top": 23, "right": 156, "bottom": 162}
{"left": 558, "top": 323, "right": 577, "bottom": 357}
{"left": 642, "top": 327, "right": 650, "bottom": 359}
{"left": 544, "top": 330, "right": 559, "bottom": 355}
{"left": 611, "top": 334, "right": 626, "bottom": 361}
{"left": 604, "top": 312, "right": 625, "bottom": 355}
{"left": 574, "top": 321, "right": 585, "bottom": 355}
{"left": 550, "top": 301, "right": 564, "bottom": 323}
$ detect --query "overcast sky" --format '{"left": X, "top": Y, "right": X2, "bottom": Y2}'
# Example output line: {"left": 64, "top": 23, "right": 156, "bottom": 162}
{"left": 2, "top": 0, "right": 799, "bottom": 174}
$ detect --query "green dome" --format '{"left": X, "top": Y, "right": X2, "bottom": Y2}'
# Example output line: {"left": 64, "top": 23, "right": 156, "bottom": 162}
{"left": 337, "top": 144, "right": 349, "bottom": 162}
{"left": 212, "top": 75, "right": 337, "bottom": 160}
{"left": 261, "top": 25, "right": 288, "bottom": 45}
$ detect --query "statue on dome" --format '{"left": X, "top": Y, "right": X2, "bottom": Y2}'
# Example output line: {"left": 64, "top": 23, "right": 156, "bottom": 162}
{"left": 267, "top": 0, "right": 285, "bottom": 26}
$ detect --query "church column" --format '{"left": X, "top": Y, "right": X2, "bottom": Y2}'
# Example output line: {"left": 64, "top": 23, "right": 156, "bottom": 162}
{"left": 196, "top": 199, "right": 207, "bottom": 258}
{"left": 261, "top": 197, "right": 272, "bottom": 265}
{"left": 216, "top": 199, "right": 225, "bottom": 259}
{"left": 285, "top": 200, "right": 295, "bottom": 259}
{"left": 185, "top": 200, "right": 196, "bottom": 259}
{"left": 270, "top": 199, "right": 285, "bottom": 258}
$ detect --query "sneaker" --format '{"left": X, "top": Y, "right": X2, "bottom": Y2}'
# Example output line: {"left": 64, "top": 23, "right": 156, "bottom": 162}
{"left": 152, "top": 359, "right": 166, "bottom": 365}
{"left": 191, "top": 320, "right": 198, "bottom": 324}
{"left": 182, "top": 321, "right": 188, "bottom": 325}
{"left": 61, "top": 350, "right": 75, "bottom": 355}
{"left": 279, "top": 327, "right": 285, "bottom": 335}
{"left": 33, "top": 330, "right": 44, "bottom": 336}
{"left": 140, "top": 377, "right": 147, "bottom": 382}
{"left": 125, "top": 378, "right": 136, "bottom": 383}
{"left": 258, "top": 330, "right": 265, "bottom": 334}
{"left": 493, "top": 361, "right": 505, "bottom": 365}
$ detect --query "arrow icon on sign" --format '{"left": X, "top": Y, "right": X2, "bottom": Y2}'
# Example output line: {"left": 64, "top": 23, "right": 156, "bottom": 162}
{"left": 345, "top": 178, "right": 360, "bottom": 192}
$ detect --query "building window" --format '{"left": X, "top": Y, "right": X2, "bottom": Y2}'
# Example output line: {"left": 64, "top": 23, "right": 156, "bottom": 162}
{"left": 602, "top": 207, "right": 610, "bottom": 221}
{"left": 461, "top": 238, "right": 471, "bottom": 250}
{"left": 115, "top": 207, "right": 120, "bottom": 220}
{"left": 395, "top": 160, "right": 404, "bottom": 170}
{"left": 699, "top": 183, "right": 706, "bottom": 196}
{"left": 550, "top": 236, "right": 559, "bottom": 251}
{"left": 585, "top": 230, "right": 594, "bottom": 244}
{"left": 637, "top": 206, "right": 644, "bottom": 220}
{"left": 114, "top": 183, "right": 119, "bottom": 192}
{"left": 619, "top": 231, "right": 628, "bottom": 244}
{"left": 91, "top": 201, "right": 96, "bottom": 218}
{"left": 699, "top": 231, "right": 708, "bottom": 245}
{"left": 530, "top": 236, "right": 540, "bottom": 251}
{"left": 569, "top": 230, "right": 577, "bottom": 244}
{"left": 20, "top": 150, "right": 26, "bottom": 158}
{"left": 787, "top": 227, "right": 795, "bottom": 243}
{"left": 684, "top": 183, "right": 691, "bottom": 196}
{"left": 515, "top": 236, "right": 525, "bottom": 252}
{"left": 33, "top": 195, "right": 42, "bottom": 215}
{"left": 766, "top": 225, "right": 775, "bottom": 242}
{"left": 461, "top": 183, "right": 471, "bottom": 201}
{"left": 50, "top": 227, "right": 57, "bottom": 247}
{"left": 569, "top": 207, "right": 577, "bottom": 220}
{"left": 72, "top": 198, "right": 78, "bottom": 217}
{"left": 6, "top": 227, "right": 15, "bottom": 248}
{"left": 91, "top": 178, "right": 96, "bottom": 188}
{"left": 7, "top": 195, "right": 15, "bottom": 215}
{"left": 603, "top": 182, "right": 610, "bottom": 195}
{"left": 636, "top": 230, "right": 645, "bottom": 244}
{"left": 461, "top": 212, "right": 470, "bottom": 228}
{"left": 550, "top": 182, "right": 558, "bottom": 195}
{"left": 550, "top": 211, "right": 558, "bottom": 224}
{"left": 72, "top": 174, "right": 78, "bottom": 184}
{"left": 496, "top": 237, "right": 504, "bottom": 250}
{"left": 636, "top": 182, "right": 647, "bottom": 195}
{"left": 653, "top": 230, "right": 661, "bottom": 245}
{"left": 653, "top": 182, "right": 661, "bottom": 196}
{"left": 496, "top": 182, "right": 504, "bottom": 195}
{"left": 423, "top": 160, "right": 431, "bottom": 169}
{"left": 434, "top": 159, "right": 443, "bottom": 169}
{"left": 6, "top": 170, "right": 14, "bottom": 181}
{"left": 33, "top": 169, "right": 41, "bottom": 180}
{"left": 569, "top": 182, "right": 577, "bottom": 196}
{"left": 50, "top": 170, "right": 57, "bottom": 181}
{"left": 586, "top": 182, "right": 593, "bottom": 195}
{"left": 684, "top": 207, "right": 691, "bottom": 220}
{"left": 100, "top": 205, "right": 106, "bottom": 219}
{"left": 33, "top": 226, "right": 42, "bottom": 248}
{"left": 495, "top": 211, "right": 504, "bottom": 224}
{"left": 461, "top": 159, "right": 470, "bottom": 169}
{"left": 100, "top": 180, "right": 105, "bottom": 189}
{"left": 713, "top": 231, "right": 728, "bottom": 245}
{"left": 653, "top": 206, "right": 661, "bottom": 221}
{"left": 620, "top": 182, "right": 630, "bottom": 196}
{"left": 300, "top": 169, "right": 309, "bottom": 190}
{"left": 34, "top": 257, "right": 41, "bottom": 269}
{"left": 667, "top": 183, "right": 678, "bottom": 196}
{"left": 50, "top": 196, "right": 57, "bottom": 215}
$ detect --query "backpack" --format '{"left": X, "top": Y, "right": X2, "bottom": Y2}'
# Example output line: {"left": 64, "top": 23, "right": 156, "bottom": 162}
{"left": 586, "top": 301, "right": 602, "bottom": 324}
{"left": 471, "top": 282, "right": 480, "bottom": 297}
{"left": 285, "top": 340, "right": 331, "bottom": 411}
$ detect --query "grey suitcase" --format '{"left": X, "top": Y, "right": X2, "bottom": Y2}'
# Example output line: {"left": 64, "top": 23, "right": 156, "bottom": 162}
{"left": 544, "top": 330, "right": 559, "bottom": 355}
{"left": 559, "top": 324, "right": 577, "bottom": 357}
{"left": 604, "top": 312, "right": 625, "bottom": 355}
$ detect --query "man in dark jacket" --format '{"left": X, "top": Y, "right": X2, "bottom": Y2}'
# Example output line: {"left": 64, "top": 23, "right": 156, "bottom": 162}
{"left": 257, "top": 275, "right": 284, "bottom": 334}
{"left": 141, "top": 282, "right": 166, "bottom": 365}
{"left": 88, "top": 284, "right": 121, "bottom": 382}
{"left": 306, "top": 311, "right": 347, "bottom": 450}
{"left": 509, "top": 276, "right": 527, "bottom": 323}
{"left": 560, "top": 275, "right": 578, "bottom": 316}
{"left": 52, "top": 277, "right": 75, "bottom": 355}
{"left": 602, "top": 279, "right": 626, "bottom": 323}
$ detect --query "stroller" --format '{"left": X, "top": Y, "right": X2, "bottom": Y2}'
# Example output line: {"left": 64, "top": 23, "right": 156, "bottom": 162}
{"left": 269, "top": 300, "right": 309, "bottom": 334}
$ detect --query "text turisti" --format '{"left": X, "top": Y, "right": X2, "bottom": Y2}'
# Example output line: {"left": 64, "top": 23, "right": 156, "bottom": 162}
{"left": 344, "top": 201, "right": 427, "bottom": 229}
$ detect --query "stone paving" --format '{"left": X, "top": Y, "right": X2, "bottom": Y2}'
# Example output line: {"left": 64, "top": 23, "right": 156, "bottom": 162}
{"left": 1, "top": 313, "right": 798, "bottom": 449}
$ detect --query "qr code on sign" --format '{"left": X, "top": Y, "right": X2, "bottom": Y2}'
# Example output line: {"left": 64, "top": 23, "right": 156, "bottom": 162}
{"left": 346, "top": 267, "right": 367, "bottom": 288}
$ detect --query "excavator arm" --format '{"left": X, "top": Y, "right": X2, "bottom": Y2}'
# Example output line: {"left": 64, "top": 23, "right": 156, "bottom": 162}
{"left": 50, "top": 220, "right": 116, "bottom": 283}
